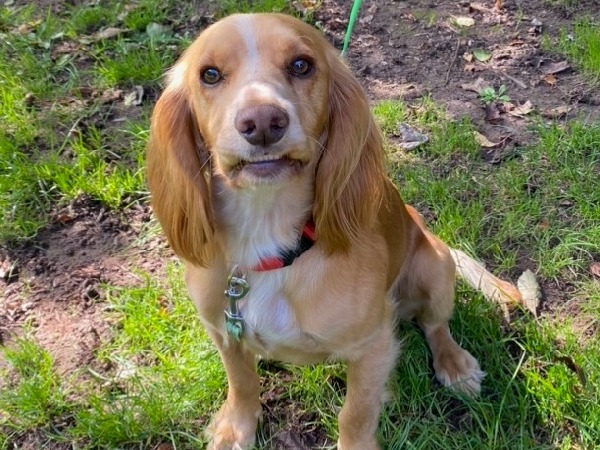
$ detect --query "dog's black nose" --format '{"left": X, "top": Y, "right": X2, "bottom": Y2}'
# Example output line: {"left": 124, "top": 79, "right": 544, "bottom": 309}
{"left": 234, "top": 104, "right": 289, "bottom": 146}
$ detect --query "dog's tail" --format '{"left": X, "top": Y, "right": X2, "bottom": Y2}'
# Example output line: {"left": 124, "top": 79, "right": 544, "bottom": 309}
{"left": 450, "top": 248, "right": 522, "bottom": 306}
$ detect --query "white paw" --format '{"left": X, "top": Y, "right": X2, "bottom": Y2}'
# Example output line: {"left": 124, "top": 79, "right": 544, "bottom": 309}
{"left": 434, "top": 348, "right": 485, "bottom": 395}
{"left": 205, "top": 402, "right": 260, "bottom": 450}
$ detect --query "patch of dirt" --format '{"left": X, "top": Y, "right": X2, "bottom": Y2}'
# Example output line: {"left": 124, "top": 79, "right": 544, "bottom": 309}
{"left": 0, "top": 196, "right": 168, "bottom": 379}
{"left": 318, "top": 0, "right": 600, "bottom": 148}
{"left": 258, "top": 362, "right": 335, "bottom": 449}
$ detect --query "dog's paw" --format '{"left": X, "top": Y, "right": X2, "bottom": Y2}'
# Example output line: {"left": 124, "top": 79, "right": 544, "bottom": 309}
{"left": 206, "top": 401, "right": 261, "bottom": 450}
{"left": 337, "top": 438, "right": 381, "bottom": 450}
{"left": 338, "top": 439, "right": 382, "bottom": 450}
{"left": 433, "top": 346, "right": 485, "bottom": 395}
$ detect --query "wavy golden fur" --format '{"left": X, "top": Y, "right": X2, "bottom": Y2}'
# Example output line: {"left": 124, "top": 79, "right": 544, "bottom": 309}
{"left": 147, "top": 13, "right": 521, "bottom": 450}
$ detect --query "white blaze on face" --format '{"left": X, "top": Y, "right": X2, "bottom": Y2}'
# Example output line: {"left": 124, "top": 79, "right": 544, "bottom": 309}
{"left": 228, "top": 15, "right": 304, "bottom": 148}
{"left": 233, "top": 15, "right": 260, "bottom": 76}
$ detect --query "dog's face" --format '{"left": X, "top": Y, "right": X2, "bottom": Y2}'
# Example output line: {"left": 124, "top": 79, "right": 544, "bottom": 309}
{"left": 148, "top": 13, "right": 384, "bottom": 264}
{"left": 167, "top": 14, "right": 332, "bottom": 188}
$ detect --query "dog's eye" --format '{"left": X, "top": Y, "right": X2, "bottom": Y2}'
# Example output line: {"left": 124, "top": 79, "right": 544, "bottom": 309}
{"left": 289, "top": 58, "right": 312, "bottom": 77}
{"left": 201, "top": 67, "right": 222, "bottom": 85}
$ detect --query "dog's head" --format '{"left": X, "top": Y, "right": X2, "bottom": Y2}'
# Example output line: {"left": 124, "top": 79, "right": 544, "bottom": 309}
{"left": 147, "top": 13, "right": 385, "bottom": 265}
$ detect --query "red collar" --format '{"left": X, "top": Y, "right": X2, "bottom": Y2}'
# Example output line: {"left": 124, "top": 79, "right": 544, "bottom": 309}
{"left": 251, "top": 220, "right": 316, "bottom": 272}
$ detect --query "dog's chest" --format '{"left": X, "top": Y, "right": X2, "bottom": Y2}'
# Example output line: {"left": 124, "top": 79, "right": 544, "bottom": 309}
{"left": 235, "top": 273, "right": 324, "bottom": 362}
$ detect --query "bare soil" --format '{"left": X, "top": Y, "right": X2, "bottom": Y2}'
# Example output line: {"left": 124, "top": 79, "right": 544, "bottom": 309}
{"left": 1, "top": 0, "right": 599, "bottom": 447}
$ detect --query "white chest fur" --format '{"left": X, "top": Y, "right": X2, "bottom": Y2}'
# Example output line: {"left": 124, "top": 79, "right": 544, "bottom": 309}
{"left": 214, "top": 178, "right": 326, "bottom": 362}
{"left": 235, "top": 270, "right": 323, "bottom": 360}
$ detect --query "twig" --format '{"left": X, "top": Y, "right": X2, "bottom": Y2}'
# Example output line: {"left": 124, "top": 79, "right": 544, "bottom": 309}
{"left": 469, "top": 2, "right": 496, "bottom": 14}
{"left": 445, "top": 38, "right": 461, "bottom": 85}
{"left": 495, "top": 70, "right": 528, "bottom": 89}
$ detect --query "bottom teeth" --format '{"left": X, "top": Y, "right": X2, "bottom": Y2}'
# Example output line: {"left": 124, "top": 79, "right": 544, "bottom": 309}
{"left": 246, "top": 156, "right": 281, "bottom": 163}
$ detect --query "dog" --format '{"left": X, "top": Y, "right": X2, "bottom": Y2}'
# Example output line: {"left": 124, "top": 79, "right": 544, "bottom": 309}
{"left": 146, "top": 13, "right": 522, "bottom": 450}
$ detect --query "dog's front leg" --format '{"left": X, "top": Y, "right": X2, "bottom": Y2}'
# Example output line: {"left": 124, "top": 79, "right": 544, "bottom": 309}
{"left": 206, "top": 332, "right": 261, "bottom": 450}
{"left": 338, "top": 324, "right": 398, "bottom": 450}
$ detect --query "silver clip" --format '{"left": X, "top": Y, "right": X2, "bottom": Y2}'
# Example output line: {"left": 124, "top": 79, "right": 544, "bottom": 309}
{"left": 224, "top": 266, "right": 249, "bottom": 341}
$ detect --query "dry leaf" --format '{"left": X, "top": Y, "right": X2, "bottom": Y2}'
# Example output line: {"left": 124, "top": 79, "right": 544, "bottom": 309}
{"left": 463, "top": 52, "right": 473, "bottom": 62}
{"left": 517, "top": 269, "right": 541, "bottom": 317}
{"left": 464, "top": 64, "right": 484, "bottom": 72}
{"left": 15, "top": 19, "right": 42, "bottom": 35}
{"left": 543, "top": 73, "right": 557, "bottom": 86}
{"left": 542, "top": 105, "right": 572, "bottom": 118}
{"left": 123, "top": 86, "right": 144, "bottom": 106}
{"left": 473, "top": 131, "right": 499, "bottom": 147}
{"left": 507, "top": 100, "right": 534, "bottom": 117}
{"left": 538, "top": 218, "right": 550, "bottom": 230}
{"left": 94, "top": 27, "right": 128, "bottom": 41}
{"left": 398, "top": 123, "right": 429, "bottom": 150}
{"left": 590, "top": 262, "right": 600, "bottom": 278}
{"left": 300, "top": 0, "right": 320, "bottom": 9}
{"left": 540, "top": 60, "right": 570, "bottom": 75}
{"left": 453, "top": 16, "right": 475, "bottom": 27}
{"left": 100, "top": 88, "right": 123, "bottom": 104}
{"left": 484, "top": 103, "right": 502, "bottom": 123}
{"left": 468, "top": 3, "right": 496, "bottom": 14}
{"left": 461, "top": 76, "right": 489, "bottom": 93}
{"left": 115, "top": 359, "right": 138, "bottom": 380}
{"left": 154, "top": 444, "right": 175, "bottom": 450}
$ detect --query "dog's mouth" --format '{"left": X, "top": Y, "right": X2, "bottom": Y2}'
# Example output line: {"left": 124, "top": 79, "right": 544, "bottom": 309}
{"left": 232, "top": 154, "right": 305, "bottom": 178}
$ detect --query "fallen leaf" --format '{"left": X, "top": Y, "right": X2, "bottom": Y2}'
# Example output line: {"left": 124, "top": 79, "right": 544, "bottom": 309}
{"left": 53, "top": 41, "right": 80, "bottom": 55}
{"left": 473, "top": 131, "right": 500, "bottom": 148}
{"left": 464, "top": 63, "right": 484, "bottom": 72}
{"left": 123, "top": 86, "right": 144, "bottom": 106}
{"left": 461, "top": 76, "right": 489, "bottom": 93}
{"left": 299, "top": 0, "right": 320, "bottom": 9}
{"left": 463, "top": 52, "right": 473, "bottom": 62}
{"left": 154, "top": 444, "right": 175, "bottom": 450}
{"left": 473, "top": 48, "right": 492, "bottom": 62}
{"left": 100, "top": 88, "right": 123, "bottom": 104}
{"left": 115, "top": 358, "right": 138, "bottom": 380}
{"left": 484, "top": 103, "right": 502, "bottom": 123}
{"left": 540, "top": 60, "right": 570, "bottom": 75}
{"left": 94, "top": 27, "right": 128, "bottom": 41}
{"left": 590, "top": 262, "right": 600, "bottom": 278}
{"left": 56, "top": 213, "right": 75, "bottom": 224}
{"left": 453, "top": 16, "right": 475, "bottom": 27}
{"left": 517, "top": 269, "right": 541, "bottom": 317}
{"left": 543, "top": 73, "right": 557, "bottom": 85}
{"left": 507, "top": 100, "right": 534, "bottom": 117}
{"left": 15, "top": 19, "right": 42, "bottom": 35}
{"left": 542, "top": 105, "right": 572, "bottom": 118}
{"left": 468, "top": 3, "right": 496, "bottom": 14}
{"left": 538, "top": 218, "right": 550, "bottom": 230}
{"left": 398, "top": 123, "right": 429, "bottom": 150}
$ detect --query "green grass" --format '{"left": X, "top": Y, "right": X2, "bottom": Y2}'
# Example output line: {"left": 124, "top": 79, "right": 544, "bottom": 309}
{"left": 551, "top": 17, "right": 600, "bottom": 81}
{"left": 0, "top": 1, "right": 171, "bottom": 240}
{"left": 1, "top": 1, "right": 600, "bottom": 449}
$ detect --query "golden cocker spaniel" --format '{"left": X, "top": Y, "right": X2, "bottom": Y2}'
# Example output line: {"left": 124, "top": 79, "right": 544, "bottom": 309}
{"left": 147, "top": 13, "right": 521, "bottom": 450}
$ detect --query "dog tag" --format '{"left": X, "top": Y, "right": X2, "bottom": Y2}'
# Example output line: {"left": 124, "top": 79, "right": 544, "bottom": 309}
{"left": 224, "top": 311, "right": 245, "bottom": 341}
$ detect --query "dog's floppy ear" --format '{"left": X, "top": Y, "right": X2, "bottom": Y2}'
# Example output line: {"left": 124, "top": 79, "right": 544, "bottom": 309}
{"left": 313, "top": 54, "right": 386, "bottom": 253}
{"left": 146, "top": 84, "right": 214, "bottom": 266}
